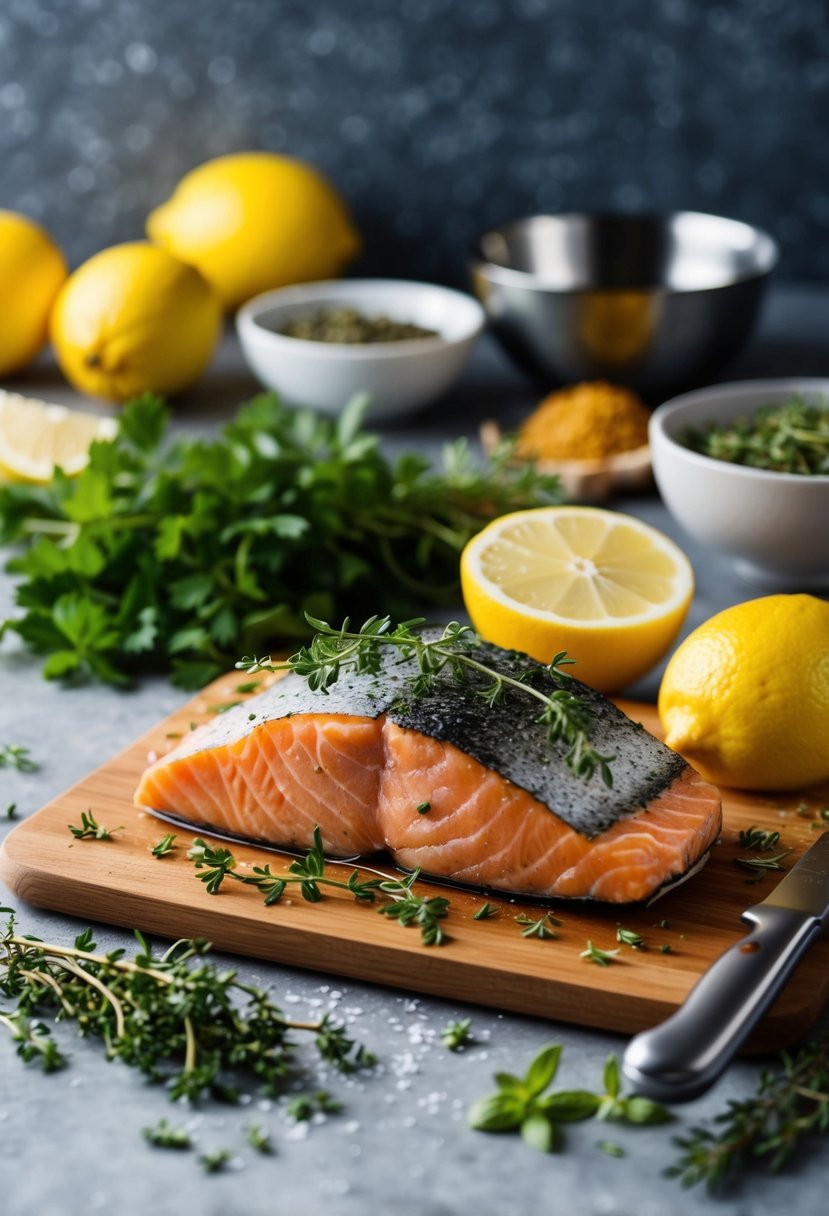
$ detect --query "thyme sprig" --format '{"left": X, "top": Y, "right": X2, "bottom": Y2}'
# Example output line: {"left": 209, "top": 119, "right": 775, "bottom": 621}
{"left": 734, "top": 849, "right": 791, "bottom": 885}
{"left": 580, "top": 941, "right": 620, "bottom": 966}
{"left": 683, "top": 395, "right": 829, "bottom": 475}
{"left": 0, "top": 909, "right": 374, "bottom": 1105}
{"left": 516, "top": 913, "right": 561, "bottom": 940}
{"left": 738, "top": 826, "right": 781, "bottom": 851}
{"left": 239, "top": 615, "right": 614, "bottom": 785}
{"left": 67, "top": 810, "right": 121, "bottom": 840}
{"left": 442, "top": 1018, "right": 474, "bottom": 1050}
{"left": 187, "top": 829, "right": 452, "bottom": 947}
{"left": 668, "top": 1035, "right": 829, "bottom": 1190}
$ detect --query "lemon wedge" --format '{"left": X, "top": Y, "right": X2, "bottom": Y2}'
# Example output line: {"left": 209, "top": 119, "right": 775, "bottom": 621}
{"left": 0, "top": 391, "right": 118, "bottom": 483}
{"left": 460, "top": 506, "right": 694, "bottom": 691}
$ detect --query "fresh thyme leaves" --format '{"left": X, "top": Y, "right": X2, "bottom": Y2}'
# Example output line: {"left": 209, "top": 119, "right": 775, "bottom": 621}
{"left": 67, "top": 810, "right": 121, "bottom": 840}
{"left": 199, "top": 1148, "right": 232, "bottom": 1174}
{"left": 142, "top": 1119, "right": 192, "bottom": 1150}
{"left": 738, "top": 826, "right": 781, "bottom": 851}
{"left": 468, "top": 1045, "right": 670, "bottom": 1154}
{"left": 516, "top": 913, "right": 561, "bottom": 940}
{"left": 616, "top": 927, "right": 645, "bottom": 950}
{"left": 0, "top": 744, "right": 37, "bottom": 773}
{"left": 580, "top": 941, "right": 620, "bottom": 966}
{"left": 667, "top": 1034, "right": 829, "bottom": 1191}
{"left": 473, "top": 901, "right": 497, "bottom": 921}
{"left": 150, "top": 833, "right": 177, "bottom": 858}
{"left": 442, "top": 1018, "right": 473, "bottom": 1050}
{"left": 3, "top": 804, "right": 17, "bottom": 820}
{"left": 0, "top": 908, "right": 374, "bottom": 1112}
{"left": 0, "top": 393, "right": 560, "bottom": 689}
{"left": 682, "top": 395, "right": 829, "bottom": 475}
{"left": 188, "top": 828, "right": 452, "bottom": 947}
{"left": 287, "top": 1090, "right": 342, "bottom": 1120}
{"left": 734, "top": 849, "right": 791, "bottom": 885}
{"left": 240, "top": 615, "right": 614, "bottom": 785}
{"left": 246, "top": 1124, "right": 274, "bottom": 1154}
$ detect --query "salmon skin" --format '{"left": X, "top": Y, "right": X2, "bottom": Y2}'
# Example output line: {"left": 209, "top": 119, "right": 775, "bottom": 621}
{"left": 135, "top": 640, "right": 721, "bottom": 904}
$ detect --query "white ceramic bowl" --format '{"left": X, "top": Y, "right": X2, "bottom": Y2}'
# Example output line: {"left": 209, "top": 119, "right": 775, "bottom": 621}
{"left": 236, "top": 279, "right": 485, "bottom": 423}
{"left": 650, "top": 378, "right": 829, "bottom": 590}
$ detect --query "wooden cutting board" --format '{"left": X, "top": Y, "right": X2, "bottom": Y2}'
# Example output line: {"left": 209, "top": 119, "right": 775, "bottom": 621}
{"left": 2, "top": 670, "right": 828, "bottom": 1049}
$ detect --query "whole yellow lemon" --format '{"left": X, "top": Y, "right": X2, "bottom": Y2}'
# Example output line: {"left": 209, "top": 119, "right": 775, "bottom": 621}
{"left": 659, "top": 594, "right": 829, "bottom": 790}
{"left": 0, "top": 211, "right": 67, "bottom": 377}
{"left": 146, "top": 152, "right": 362, "bottom": 311}
{"left": 50, "top": 242, "right": 221, "bottom": 401}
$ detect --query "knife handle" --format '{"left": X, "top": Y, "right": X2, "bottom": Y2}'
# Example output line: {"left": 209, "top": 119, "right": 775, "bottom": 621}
{"left": 622, "top": 904, "right": 823, "bottom": 1104}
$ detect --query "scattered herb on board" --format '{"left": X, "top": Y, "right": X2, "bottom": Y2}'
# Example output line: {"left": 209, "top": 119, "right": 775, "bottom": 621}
{"left": 738, "top": 826, "right": 781, "bottom": 851}
{"left": 682, "top": 396, "right": 829, "bottom": 475}
{"left": 0, "top": 909, "right": 373, "bottom": 1110}
{"left": 280, "top": 308, "right": 439, "bottom": 344}
{"left": 240, "top": 615, "right": 615, "bottom": 785}
{"left": 516, "top": 913, "right": 561, "bottom": 940}
{"left": 150, "top": 833, "right": 177, "bottom": 858}
{"left": 734, "top": 849, "right": 791, "bottom": 885}
{"left": 468, "top": 1046, "right": 670, "bottom": 1153}
{"left": 67, "top": 810, "right": 121, "bottom": 840}
{"left": 616, "top": 927, "right": 645, "bottom": 949}
{"left": 473, "top": 901, "right": 497, "bottom": 921}
{"left": 442, "top": 1018, "right": 473, "bottom": 1050}
{"left": 580, "top": 941, "right": 620, "bottom": 966}
{"left": 0, "top": 393, "right": 560, "bottom": 689}
{"left": 0, "top": 744, "right": 37, "bottom": 773}
{"left": 187, "top": 828, "right": 451, "bottom": 947}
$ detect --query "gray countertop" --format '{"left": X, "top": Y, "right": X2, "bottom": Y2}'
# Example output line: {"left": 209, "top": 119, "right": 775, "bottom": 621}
{"left": 2, "top": 285, "right": 828, "bottom": 1216}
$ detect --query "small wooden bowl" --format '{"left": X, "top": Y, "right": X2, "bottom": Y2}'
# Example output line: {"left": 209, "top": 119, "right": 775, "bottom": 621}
{"left": 480, "top": 421, "right": 652, "bottom": 504}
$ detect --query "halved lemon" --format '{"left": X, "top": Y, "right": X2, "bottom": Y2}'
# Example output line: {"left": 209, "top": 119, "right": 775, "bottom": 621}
{"left": 0, "top": 391, "right": 118, "bottom": 483}
{"left": 460, "top": 506, "right": 694, "bottom": 691}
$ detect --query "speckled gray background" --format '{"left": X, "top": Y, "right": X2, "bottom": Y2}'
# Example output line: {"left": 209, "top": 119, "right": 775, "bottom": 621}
{"left": 1, "top": 0, "right": 828, "bottom": 283}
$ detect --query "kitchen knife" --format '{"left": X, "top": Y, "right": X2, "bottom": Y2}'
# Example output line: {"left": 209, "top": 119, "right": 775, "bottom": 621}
{"left": 622, "top": 830, "right": 829, "bottom": 1104}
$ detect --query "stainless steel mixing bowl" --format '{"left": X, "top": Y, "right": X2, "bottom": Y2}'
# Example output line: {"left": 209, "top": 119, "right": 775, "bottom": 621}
{"left": 469, "top": 212, "right": 778, "bottom": 394}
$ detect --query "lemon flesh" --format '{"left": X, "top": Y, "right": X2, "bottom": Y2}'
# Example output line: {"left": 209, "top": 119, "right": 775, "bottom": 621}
{"left": 659, "top": 594, "right": 829, "bottom": 790}
{"left": 461, "top": 506, "right": 694, "bottom": 692}
{"left": 146, "top": 152, "right": 362, "bottom": 311}
{"left": 0, "top": 391, "right": 117, "bottom": 483}
{"left": 50, "top": 242, "right": 221, "bottom": 402}
{"left": 0, "top": 210, "right": 67, "bottom": 377}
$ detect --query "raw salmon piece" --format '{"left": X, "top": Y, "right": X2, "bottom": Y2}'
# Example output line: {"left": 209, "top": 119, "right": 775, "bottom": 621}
{"left": 134, "top": 635, "right": 722, "bottom": 904}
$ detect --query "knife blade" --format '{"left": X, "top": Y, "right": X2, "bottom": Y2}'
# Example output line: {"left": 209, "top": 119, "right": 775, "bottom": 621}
{"left": 622, "top": 830, "right": 829, "bottom": 1104}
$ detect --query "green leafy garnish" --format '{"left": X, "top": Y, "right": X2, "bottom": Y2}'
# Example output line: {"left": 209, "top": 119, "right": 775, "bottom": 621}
{"left": 245, "top": 1124, "right": 274, "bottom": 1154}
{"left": 441, "top": 1018, "right": 473, "bottom": 1050}
{"left": 473, "top": 902, "right": 497, "bottom": 921}
{"left": 67, "top": 810, "right": 121, "bottom": 840}
{"left": 580, "top": 941, "right": 620, "bottom": 966}
{"left": 738, "top": 826, "right": 781, "bottom": 851}
{"left": 142, "top": 1119, "right": 192, "bottom": 1150}
{"left": 241, "top": 615, "right": 614, "bottom": 785}
{"left": 198, "top": 1148, "right": 232, "bottom": 1174}
{"left": 516, "top": 913, "right": 561, "bottom": 940}
{"left": 150, "top": 833, "right": 177, "bottom": 858}
{"left": 0, "top": 745, "right": 37, "bottom": 773}
{"left": 0, "top": 393, "right": 560, "bottom": 688}
{"left": 734, "top": 849, "right": 791, "bottom": 885}
{"left": 616, "top": 927, "right": 645, "bottom": 949}
{"left": 683, "top": 395, "right": 829, "bottom": 475}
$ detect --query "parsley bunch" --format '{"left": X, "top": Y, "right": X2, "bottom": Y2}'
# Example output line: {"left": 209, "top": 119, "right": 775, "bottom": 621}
{"left": 0, "top": 393, "right": 560, "bottom": 689}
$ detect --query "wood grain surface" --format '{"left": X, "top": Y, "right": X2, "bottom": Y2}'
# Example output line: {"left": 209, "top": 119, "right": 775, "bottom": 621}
{"left": 2, "top": 671, "right": 828, "bottom": 1049}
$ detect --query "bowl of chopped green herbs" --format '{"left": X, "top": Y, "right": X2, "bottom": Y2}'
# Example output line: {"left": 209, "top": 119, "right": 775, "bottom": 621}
{"left": 650, "top": 379, "right": 829, "bottom": 589}
{"left": 237, "top": 279, "right": 485, "bottom": 423}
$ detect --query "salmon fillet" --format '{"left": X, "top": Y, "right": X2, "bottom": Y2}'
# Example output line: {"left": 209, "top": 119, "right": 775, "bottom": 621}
{"left": 135, "top": 640, "right": 722, "bottom": 904}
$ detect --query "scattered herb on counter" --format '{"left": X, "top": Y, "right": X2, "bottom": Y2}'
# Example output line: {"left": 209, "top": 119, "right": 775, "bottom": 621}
{"left": 187, "top": 828, "right": 452, "bottom": 948}
{"left": 0, "top": 744, "right": 37, "bottom": 773}
{"left": 280, "top": 308, "right": 439, "bottom": 344}
{"left": 0, "top": 392, "right": 560, "bottom": 690}
{"left": 287, "top": 1090, "right": 343, "bottom": 1120}
{"left": 150, "top": 833, "right": 178, "bottom": 858}
{"left": 734, "top": 849, "right": 791, "bottom": 884}
{"left": 580, "top": 941, "right": 620, "bottom": 967}
{"left": 668, "top": 1034, "right": 829, "bottom": 1191}
{"left": 597, "top": 1140, "right": 625, "bottom": 1158}
{"left": 616, "top": 927, "right": 645, "bottom": 950}
{"left": 246, "top": 1124, "right": 274, "bottom": 1155}
{"left": 473, "top": 901, "right": 497, "bottom": 921}
{"left": 682, "top": 395, "right": 829, "bottom": 475}
{"left": 738, "top": 826, "right": 781, "bottom": 851}
{"left": 3, "top": 804, "right": 17, "bottom": 820}
{"left": 0, "top": 909, "right": 373, "bottom": 1107}
{"left": 516, "top": 912, "right": 561, "bottom": 940}
{"left": 441, "top": 1018, "right": 473, "bottom": 1050}
{"left": 142, "top": 1119, "right": 192, "bottom": 1150}
{"left": 198, "top": 1148, "right": 232, "bottom": 1174}
{"left": 240, "top": 615, "right": 615, "bottom": 785}
{"left": 67, "top": 809, "right": 121, "bottom": 841}
{"left": 468, "top": 1045, "right": 670, "bottom": 1154}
